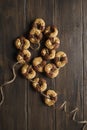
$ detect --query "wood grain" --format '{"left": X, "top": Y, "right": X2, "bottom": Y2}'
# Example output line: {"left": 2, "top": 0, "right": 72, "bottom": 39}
{"left": 0, "top": 0, "right": 27, "bottom": 130}
{"left": 83, "top": 0, "right": 87, "bottom": 122}
{"left": 55, "top": 0, "right": 84, "bottom": 130}
{"left": 26, "top": 0, "right": 56, "bottom": 130}
{"left": 0, "top": 0, "right": 86, "bottom": 130}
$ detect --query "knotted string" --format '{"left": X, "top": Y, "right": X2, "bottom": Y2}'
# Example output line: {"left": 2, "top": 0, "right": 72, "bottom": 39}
{"left": 0, "top": 61, "right": 21, "bottom": 106}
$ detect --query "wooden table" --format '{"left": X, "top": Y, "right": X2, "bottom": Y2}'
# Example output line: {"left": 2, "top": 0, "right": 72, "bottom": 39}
{"left": 0, "top": 0, "right": 87, "bottom": 130}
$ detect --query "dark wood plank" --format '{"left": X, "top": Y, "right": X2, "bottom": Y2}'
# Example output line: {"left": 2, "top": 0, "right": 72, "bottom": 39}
{"left": 82, "top": 0, "right": 87, "bottom": 122}
{"left": 26, "top": 0, "right": 56, "bottom": 130}
{"left": 0, "top": 0, "right": 86, "bottom": 130}
{"left": 54, "top": 0, "right": 84, "bottom": 130}
{"left": 0, "top": 0, "right": 27, "bottom": 130}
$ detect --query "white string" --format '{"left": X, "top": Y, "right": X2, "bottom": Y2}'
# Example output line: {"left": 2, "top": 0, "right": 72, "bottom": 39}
{"left": 0, "top": 61, "right": 20, "bottom": 88}
{"left": 30, "top": 43, "right": 40, "bottom": 50}
{"left": 41, "top": 92, "right": 50, "bottom": 99}
{"left": 70, "top": 107, "right": 87, "bottom": 130}
{"left": 0, "top": 87, "right": 4, "bottom": 106}
{"left": 0, "top": 61, "right": 21, "bottom": 106}
{"left": 0, "top": 61, "right": 87, "bottom": 130}
{"left": 59, "top": 101, "right": 67, "bottom": 112}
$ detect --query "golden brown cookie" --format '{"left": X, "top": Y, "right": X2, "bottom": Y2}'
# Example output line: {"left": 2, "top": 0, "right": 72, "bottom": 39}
{"left": 32, "top": 77, "right": 47, "bottom": 92}
{"left": 17, "top": 50, "right": 31, "bottom": 64}
{"left": 45, "top": 37, "right": 60, "bottom": 50}
{"left": 44, "top": 63, "right": 59, "bottom": 78}
{"left": 54, "top": 51, "right": 68, "bottom": 68}
{"left": 33, "top": 57, "right": 46, "bottom": 72}
{"left": 21, "top": 64, "right": 36, "bottom": 80}
{"left": 15, "top": 37, "right": 30, "bottom": 50}
{"left": 33, "top": 18, "right": 45, "bottom": 32}
{"left": 29, "top": 28, "right": 43, "bottom": 44}
{"left": 44, "top": 26, "right": 58, "bottom": 38}
{"left": 41, "top": 48, "right": 56, "bottom": 60}
{"left": 45, "top": 90, "right": 57, "bottom": 106}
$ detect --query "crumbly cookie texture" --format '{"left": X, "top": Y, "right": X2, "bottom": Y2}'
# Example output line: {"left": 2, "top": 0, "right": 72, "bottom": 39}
{"left": 29, "top": 28, "right": 43, "bottom": 44}
{"left": 44, "top": 26, "right": 58, "bottom": 38}
{"left": 45, "top": 37, "right": 60, "bottom": 50}
{"left": 44, "top": 63, "right": 59, "bottom": 78}
{"left": 54, "top": 51, "right": 68, "bottom": 68}
{"left": 33, "top": 18, "right": 45, "bottom": 32}
{"left": 15, "top": 37, "right": 30, "bottom": 50}
{"left": 41, "top": 48, "right": 56, "bottom": 60}
{"left": 21, "top": 64, "right": 36, "bottom": 80}
{"left": 17, "top": 50, "right": 31, "bottom": 64}
{"left": 32, "top": 77, "right": 47, "bottom": 92}
{"left": 45, "top": 90, "right": 57, "bottom": 106}
{"left": 33, "top": 57, "right": 46, "bottom": 72}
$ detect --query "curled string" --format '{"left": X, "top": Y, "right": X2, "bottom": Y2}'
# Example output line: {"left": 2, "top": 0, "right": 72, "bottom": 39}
{"left": 0, "top": 61, "right": 21, "bottom": 106}
{"left": 56, "top": 101, "right": 87, "bottom": 130}
{"left": 30, "top": 43, "right": 40, "bottom": 50}
{"left": 70, "top": 108, "right": 87, "bottom": 130}
{"left": 53, "top": 100, "right": 67, "bottom": 111}
{"left": 0, "top": 62, "right": 87, "bottom": 130}
{"left": 59, "top": 101, "right": 67, "bottom": 112}
{"left": 55, "top": 101, "right": 87, "bottom": 130}
{"left": 0, "top": 87, "right": 4, "bottom": 106}
{"left": 41, "top": 93, "right": 87, "bottom": 130}
{"left": 26, "top": 81, "right": 87, "bottom": 130}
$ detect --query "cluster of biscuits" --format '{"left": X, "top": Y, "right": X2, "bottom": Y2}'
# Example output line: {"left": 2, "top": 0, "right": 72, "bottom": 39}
{"left": 15, "top": 18, "right": 68, "bottom": 106}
